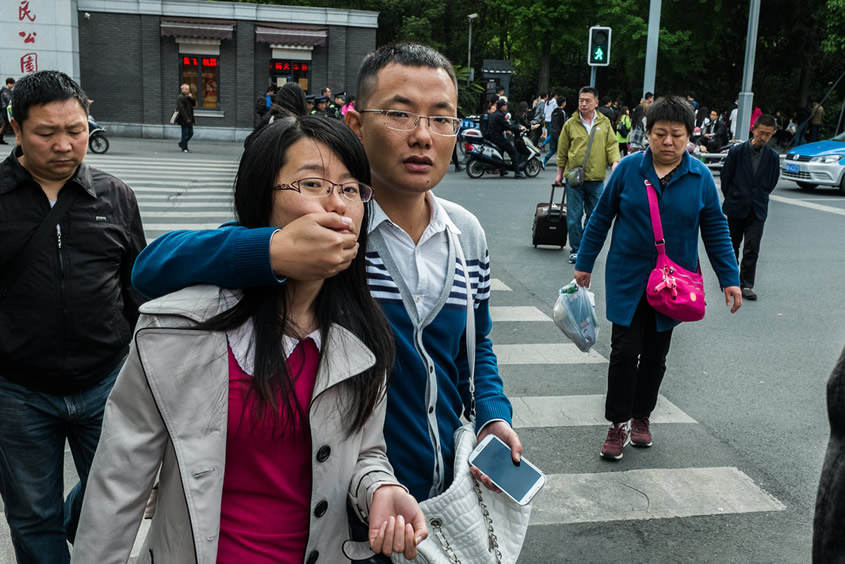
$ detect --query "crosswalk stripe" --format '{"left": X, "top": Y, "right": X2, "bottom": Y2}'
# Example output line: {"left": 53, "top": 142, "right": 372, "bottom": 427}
{"left": 139, "top": 202, "right": 234, "bottom": 209}
{"left": 87, "top": 157, "right": 239, "bottom": 166}
{"left": 140, "top": 211, "right": 234, "bottom": 218}
{"left": 136, "top": 195, "right": 233, "bottom": 201}
{"left": 133, "top": 188, "right": 233, "bottom": 194}
{"left": 490, "top": 306, "right": 551, "bottom": 322}
{"left": 143, "top": 223, "right": 226, "bottom": 231}
{"left": 530, "top": 467, "right": 785, "bottom": 525}
{"left": 511, "top": 394, "right": 697, "bottom": 428}
{"left": 490, "top": 279, "right": 513, "bottom": 292}
{"left": 494, "top": 343, "right": 607, "bottom": 364}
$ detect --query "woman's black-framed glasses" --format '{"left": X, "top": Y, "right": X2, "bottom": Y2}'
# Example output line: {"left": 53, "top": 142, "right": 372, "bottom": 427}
{"left": 358, "top": 109, "right": 461, "bottom": 137}
{"left": 272, "top": 177, "right": 373, "bottom": 203}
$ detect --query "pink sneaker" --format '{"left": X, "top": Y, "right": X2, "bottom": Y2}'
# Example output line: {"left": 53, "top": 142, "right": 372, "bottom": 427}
{"left": 630, "top": 417, "right": 653, "bottom": 448}
{"left": 600, "top": 423, "right": 631, "bottom": 460}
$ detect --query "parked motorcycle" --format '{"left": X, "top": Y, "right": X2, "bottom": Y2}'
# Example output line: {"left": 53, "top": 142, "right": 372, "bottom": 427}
{"left": 463, "top": 129, "right": 542, "bottom": 179}
{"left": 88, "top": 116, "right": 109, "bottom": 154}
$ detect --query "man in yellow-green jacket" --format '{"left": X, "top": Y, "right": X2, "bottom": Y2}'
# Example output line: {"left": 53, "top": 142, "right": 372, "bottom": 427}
{"left": 554, "top": 86, "right": 620, "bottom": 263}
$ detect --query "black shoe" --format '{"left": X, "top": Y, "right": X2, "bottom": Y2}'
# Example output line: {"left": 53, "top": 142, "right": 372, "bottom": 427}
{"left": 455, "top": 165, "right": 463, "bottom": 172}
{"left": 0, "top": 139, "right": 7, "bottom": 145}
{"left": 514, "top": 173, "right": 525, "bottom": 179}
{"left": 499, "top": 171, "right": 509, "bottom": 177}
{"left": 742, "top": 287, "right": 757, "bottom": 301}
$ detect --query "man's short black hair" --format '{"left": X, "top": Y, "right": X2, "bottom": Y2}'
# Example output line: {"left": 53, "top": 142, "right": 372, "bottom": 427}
{"left": 266, "top": 85, "right": 276, "bottom": 94}
{"left": 5, "top": 77, "right": 14, "bottom": 86}
{"left": 600, "top": 95, "right": 611, "bottom": 106}
{"left": 754, "top": 114, "right": 777, "bottom": 129}
{"left": 496, "top": 85, "right": 505, "bottom": 93}
{"left": 579, "top": 86, "right": 599, "bottom": 100}
{"left": 356, "top": 42, "right": 457, "bottom": 109}
{"left": 644, "top": 91, "right": 654, "bottom": 100}
{"left": 11, "top": 70, "right": 88, "bottom": 126}
{"left": 495, "top": 98, "right": 508, "bottom": 110}
{"left": 646, "top": 95, "right": 695, "bottom": 135}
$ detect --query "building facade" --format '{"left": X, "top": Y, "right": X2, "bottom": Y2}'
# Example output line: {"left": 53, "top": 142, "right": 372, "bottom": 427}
{"left": 3, "top": 0, "right": 378, "bottom": 140}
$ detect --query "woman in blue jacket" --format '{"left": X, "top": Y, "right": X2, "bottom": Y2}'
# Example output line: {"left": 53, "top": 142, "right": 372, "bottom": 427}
{"left": 573, "top": 96, "right": 742, "bottom": 461}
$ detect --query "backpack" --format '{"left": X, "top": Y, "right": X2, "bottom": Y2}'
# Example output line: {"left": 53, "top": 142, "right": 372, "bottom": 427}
{"left": 616, "top": 118, "right": 630, "bottom": 138}
{"left": 629, "top": 117, "right": 647, "bottom": 149}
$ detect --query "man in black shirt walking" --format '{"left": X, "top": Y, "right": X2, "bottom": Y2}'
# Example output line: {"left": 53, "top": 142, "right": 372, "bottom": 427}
{"left": 488, "top": 99, "right": 525, "bottom": 178}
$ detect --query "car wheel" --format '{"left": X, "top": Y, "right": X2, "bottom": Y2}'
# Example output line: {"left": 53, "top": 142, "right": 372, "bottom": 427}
{"left": 525, "top": 158, "right": 542, "bottom": 178}
{"left": 457, "top": 138, "right": 467, "bottom": 158}
{"left": 797, "top": 181, "right": 818, "bottom": 191}
{"left": 466, "top": 158, "right": 485, "bottom": 179}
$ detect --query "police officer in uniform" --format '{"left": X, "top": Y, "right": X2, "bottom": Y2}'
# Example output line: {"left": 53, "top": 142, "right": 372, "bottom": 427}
{"left": 310, "top": 95, "right": 330, "bottom": 118}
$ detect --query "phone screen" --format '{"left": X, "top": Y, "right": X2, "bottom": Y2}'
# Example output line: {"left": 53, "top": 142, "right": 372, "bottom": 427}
{"left": 470, "top": 437, "right": 543, "bottom": 502}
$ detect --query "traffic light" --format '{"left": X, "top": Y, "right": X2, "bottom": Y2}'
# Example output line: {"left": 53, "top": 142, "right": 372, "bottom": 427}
{"left": 588, "top": 26, "right": 612, "bottom": 67}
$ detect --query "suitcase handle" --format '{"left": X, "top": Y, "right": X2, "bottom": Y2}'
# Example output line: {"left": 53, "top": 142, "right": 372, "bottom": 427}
{"left": 549, "top": 183, "right": 566, "bottom": 206}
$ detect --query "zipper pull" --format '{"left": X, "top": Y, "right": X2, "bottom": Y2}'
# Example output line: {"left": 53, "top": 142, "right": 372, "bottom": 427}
{"left": 56, "top": 224, "right": 62, "bottom": 249}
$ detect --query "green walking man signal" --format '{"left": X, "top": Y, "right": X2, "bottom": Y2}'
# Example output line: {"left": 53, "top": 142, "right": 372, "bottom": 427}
{"left": 588, "top": 26, "right": 612, "bottom": 67}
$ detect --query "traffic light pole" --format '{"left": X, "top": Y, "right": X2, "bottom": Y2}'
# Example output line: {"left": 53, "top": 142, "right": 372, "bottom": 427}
{"left": 590, "top": 66, "right": 596, "bottom": 88}
{"left": 735, "top": 0, "right": 761, "bottom": 143}
{"left": 642, "top": 0, "right": 660, "bottom": 99}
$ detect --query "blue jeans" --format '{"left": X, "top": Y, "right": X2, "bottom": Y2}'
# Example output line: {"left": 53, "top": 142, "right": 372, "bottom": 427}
{"left": 541, "top": 120, "right": 552, "bottom": 146}
{"left": 566, "top": 179, "right": 605, "bottom": 254}
{"left": 542, "top": 133, "right": 559, "bottom": 166}
{"left": 0, "top": 360, "right": 123, "bottom": 564}
{"left": 179, "top": 123, "right": 194, "bottom": 149}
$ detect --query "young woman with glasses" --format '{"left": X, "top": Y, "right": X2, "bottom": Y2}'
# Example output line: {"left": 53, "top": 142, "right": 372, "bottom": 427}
{"left": 71, "top": 115, "right": 427, "bottom": 564}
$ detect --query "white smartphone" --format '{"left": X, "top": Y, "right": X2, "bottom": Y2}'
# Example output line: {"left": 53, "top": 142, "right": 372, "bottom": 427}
{"left": 468, "top": 434, "right": 546, "bottom": 505}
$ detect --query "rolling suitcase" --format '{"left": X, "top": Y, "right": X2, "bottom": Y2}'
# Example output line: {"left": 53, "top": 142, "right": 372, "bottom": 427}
{"left": 532, "top": 183, "right": 567, "bottom": 248}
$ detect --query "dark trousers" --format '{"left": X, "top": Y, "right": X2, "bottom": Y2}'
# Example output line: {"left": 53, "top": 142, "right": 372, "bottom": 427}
{"left": 605, "top": 294, "right": 674, "bottom": 423}
{"left": 728, "top": 213, "right": 765, "bottom": 289}
{"left": 495, "top": 139, "right": 521, "bottom": 174}
{"left": 179, "top": 124, "right": 194, "bottom": 150}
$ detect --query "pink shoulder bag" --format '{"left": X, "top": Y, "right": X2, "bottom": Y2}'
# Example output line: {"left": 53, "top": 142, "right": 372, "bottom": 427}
{"left": 644, "top": 179, "right": 706, "bottom": 322}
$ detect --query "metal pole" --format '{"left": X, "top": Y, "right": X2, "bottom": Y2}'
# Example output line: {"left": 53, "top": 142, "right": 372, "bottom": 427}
{"left": 735, "top": 0, "right": 761, "bottom": 142}
{"left": 642, "top": 0, "right": 661, "bottom": 98}
{"left": 590, "top": 66, "right": 596, "bottom": 89}
{"left": 467, "top": 20, "right": 472, "bottom": 85}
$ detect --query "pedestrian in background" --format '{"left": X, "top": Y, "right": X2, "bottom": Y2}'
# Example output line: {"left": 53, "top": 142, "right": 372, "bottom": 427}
{"left": 342, "top": 94, "right": 356, "bottom": 116}
{"left": 244, "top": 82, "right": 308, "bottom": 148}
{"left": 720, "top": 114, "right": 779, "bottom": 302}
{"left": 540, "top": 92, "right": 558, "bottom": 152}
{"left": 254, "top": 85, "right": 275, "bottom": 128}
{"left": 615, "top": 105, "right": 631, "bottom": 157}
{"left": 0, "top": 77, "right": 14, "bottom": 144}
{"left": 573, "top": 95, "right": 741, "bottom": 461}
{"left": 176, "top": 83, "right": 195, "bottom": 152}
{"left": 542, "top": 95, "right": 567, "bottom": 169}
{"left": 72, "top": 115, "right": 426, "bottom": 564}
{"left": 0, "top": 70, "right": 146, "bottom": 563}
{"left": 554, "top": 86, "right": 620, "bottom": 264}
{"left": 530, "top": 92, "right": 546, "bottom": 146}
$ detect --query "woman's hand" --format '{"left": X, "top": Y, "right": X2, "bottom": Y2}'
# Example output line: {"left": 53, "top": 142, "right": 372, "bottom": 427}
{"left": 368, "top": 485, "right": 428, "bottom": 559}
{"left": 574, "top": 270, "right": 591, "bottom": 288}
{"left": 724, "top": 286, "right": 742, "bottom": 313}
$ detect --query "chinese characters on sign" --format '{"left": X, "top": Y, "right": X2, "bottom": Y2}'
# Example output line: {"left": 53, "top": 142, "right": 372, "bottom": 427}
{"left": 18, "top": 0, "right": 38, "bottom": 72}
{"left": 271, "top": 62, "right": 309, "bottom": 72}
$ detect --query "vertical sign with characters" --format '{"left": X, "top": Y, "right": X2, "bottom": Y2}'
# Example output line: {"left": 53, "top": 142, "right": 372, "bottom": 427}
{"left": 0, "top": 0, "right": 80, "bottom": 82}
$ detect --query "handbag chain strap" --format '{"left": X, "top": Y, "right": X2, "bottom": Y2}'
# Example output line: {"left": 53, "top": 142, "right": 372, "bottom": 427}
{"left": 452, "top": 235, "right": 502, "bottom": 564}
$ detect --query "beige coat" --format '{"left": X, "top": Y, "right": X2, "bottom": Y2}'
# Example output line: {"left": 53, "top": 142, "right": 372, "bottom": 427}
{"left": 71, "top": 285, "right": 397, "bottom": 564}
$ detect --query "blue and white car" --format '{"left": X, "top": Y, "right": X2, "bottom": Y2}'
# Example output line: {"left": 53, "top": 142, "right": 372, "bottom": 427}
{"left": 781, "top": 132, "right": 845, "bottom": 194}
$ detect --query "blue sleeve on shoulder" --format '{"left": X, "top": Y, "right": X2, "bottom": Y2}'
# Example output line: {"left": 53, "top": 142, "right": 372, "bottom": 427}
{"left": 131, "top": 222, "right": 282, "bottom": 299}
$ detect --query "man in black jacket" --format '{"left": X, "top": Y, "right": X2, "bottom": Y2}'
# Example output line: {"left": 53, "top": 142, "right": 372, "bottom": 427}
{"left": 176, "top": 83, "right": 196, "bottom": 152}
{"left": 488, "top": 99, "right": 525, "bottom": 178}
{"left": 720, "top": 114, "right": 779, "bottom": 301}
{"left": 699, "top": 109, "right": 729, "bottom": 153}
{"left": 0, "top": 70, "right": 146, "bottom": 562}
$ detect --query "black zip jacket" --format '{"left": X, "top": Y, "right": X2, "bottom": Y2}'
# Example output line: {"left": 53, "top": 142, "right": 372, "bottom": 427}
{"left": 0, "top": 147, "right": 147, "bottom": 395}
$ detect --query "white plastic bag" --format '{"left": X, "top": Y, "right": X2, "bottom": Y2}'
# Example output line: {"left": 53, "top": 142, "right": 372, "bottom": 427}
{"left": 553, "top": 280, "right": 599, "bottom": 352}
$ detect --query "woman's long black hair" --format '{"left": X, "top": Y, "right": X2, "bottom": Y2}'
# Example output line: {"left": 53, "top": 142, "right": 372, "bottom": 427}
{"left": 203, "top": 115, "right": 394, "bottom": 436}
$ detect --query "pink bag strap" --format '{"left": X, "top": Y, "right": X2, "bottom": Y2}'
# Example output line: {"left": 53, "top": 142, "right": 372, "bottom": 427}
{"left": 644, "top": 179, "right": 666, "bottom": 257}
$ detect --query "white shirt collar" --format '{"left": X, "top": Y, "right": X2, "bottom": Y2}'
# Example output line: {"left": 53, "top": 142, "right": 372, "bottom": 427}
{"left": 368, "top": 192, "right": 461, "bottom": 237}
{"left": 579, "top": 110, "right": 597, "bottom": 131}
{"left": 221, "top": 288, "right": 322, "bottom": 376}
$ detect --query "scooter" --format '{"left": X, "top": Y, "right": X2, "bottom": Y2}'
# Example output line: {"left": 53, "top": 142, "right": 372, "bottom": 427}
{"left": 88, "top": 116, "right": 109, "bottom": 154}
{"left": 464, "top": 129, "right": 542, "bottom": 179}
